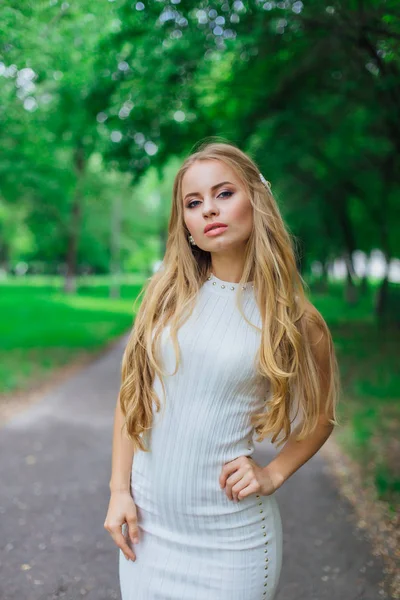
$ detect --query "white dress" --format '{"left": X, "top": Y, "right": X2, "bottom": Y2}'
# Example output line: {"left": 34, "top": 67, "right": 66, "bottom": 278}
{"left": 119, "top": 272, "right": 283, "bottom": 599}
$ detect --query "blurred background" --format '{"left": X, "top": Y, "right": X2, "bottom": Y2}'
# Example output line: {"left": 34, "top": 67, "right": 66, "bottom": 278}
{"left": 0, "top": 0, "right": 399, "bottom": 595}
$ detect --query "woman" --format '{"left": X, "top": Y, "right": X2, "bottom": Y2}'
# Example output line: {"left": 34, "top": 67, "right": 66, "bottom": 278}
{"left": 104, "top": 141, "right": 340, "bottom": 599}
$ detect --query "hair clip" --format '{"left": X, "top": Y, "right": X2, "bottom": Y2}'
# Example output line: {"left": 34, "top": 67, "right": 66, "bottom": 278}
{"left": 259, "top": 173, "right": 271, "bottom": 189}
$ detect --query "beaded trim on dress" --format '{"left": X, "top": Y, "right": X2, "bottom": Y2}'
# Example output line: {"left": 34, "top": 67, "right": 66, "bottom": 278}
{"left": 203, "top": 272, "right": 255, "bottom": 296}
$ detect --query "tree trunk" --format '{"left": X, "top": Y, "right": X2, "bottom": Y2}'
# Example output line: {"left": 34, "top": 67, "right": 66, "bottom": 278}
{"left": 110, "top": 194, "right": 122, "bottom": 299}
{"left": 318, "top": 260, "right": 329, "bottom": 293}
{"left": 0, "top": 241, "right": 10, "bottom": 273}
{"left": 344, "top": 254, "right": 359, "bottom": 305}
{"left": 64, "top": 145, "right": 85, "bottom": 294}
{"left": 374, "top": 254, "right": 394, "bottom": 324}
{"left": 359, "top": 273, "right": 369, "bottom": 295}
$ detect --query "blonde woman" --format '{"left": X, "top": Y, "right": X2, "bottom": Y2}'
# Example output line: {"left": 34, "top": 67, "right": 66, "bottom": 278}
{"left": 104, "top": 141, "right": 340, "bottom": 599}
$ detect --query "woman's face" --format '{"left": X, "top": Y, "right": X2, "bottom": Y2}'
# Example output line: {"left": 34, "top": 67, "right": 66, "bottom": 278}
{"left": 181, "top": 160, "right": 253, "bottom": 254}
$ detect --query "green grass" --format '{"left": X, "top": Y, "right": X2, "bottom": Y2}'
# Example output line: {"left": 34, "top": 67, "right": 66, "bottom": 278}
{"left": 0, "top": 274, "right": 145, "bottom": 394}
{"left": 309, "top": 280, "right": 400, "bottom": 512}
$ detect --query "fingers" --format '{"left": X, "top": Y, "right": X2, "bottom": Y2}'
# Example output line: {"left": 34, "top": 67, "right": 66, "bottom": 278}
{"left": 104, "top": 521, "right": 138, "bottom": 562}
{"left": 230, "top": 471, "right": 254, "bottom": 501}
{"left": 115, "top": 529, "right": 137, "bottom": 562}
{"left": 224, "top": 470, "right": 243, "bottom": 501}
{"left": 126, "top": 515, "right": 140, "bottom": 545}
{"left": 104, "top": 494, "right": 141, "bottom": 562}
{"left": 219, "top": 457, "right": 241, "bottom": 489}
{"left": 234, "top": 477, "right": 258, "bottom": 501}
{"left": 220, "top": 456, "right": 258, "bottom": 501}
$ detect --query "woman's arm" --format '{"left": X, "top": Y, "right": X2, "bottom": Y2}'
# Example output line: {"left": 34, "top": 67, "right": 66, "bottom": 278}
{"left": 265, "top": 314, "right": 336, "bottom": 490}
{"left": 105, "top": 394, "right": 139, "bottom": 562}
{"left": 265, "top": 418, "right": 334, "bottom": 490}
{"left": 109, "top": 393, "right": 135, "bottom": 493}
{"left": 220, "top": 310, "right": 338, "bottom": 500}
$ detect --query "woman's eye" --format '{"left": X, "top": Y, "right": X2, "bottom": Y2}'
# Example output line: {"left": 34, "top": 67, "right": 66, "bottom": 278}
{"left": 187, "top": 200, "right": 201, "bottom": 209}
{"left": 187, "top": 191, "right": 233, "bottom": 209}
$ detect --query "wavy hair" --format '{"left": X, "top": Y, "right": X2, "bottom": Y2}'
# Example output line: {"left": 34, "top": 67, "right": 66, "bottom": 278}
{"left": 119, "top": 140, "right": 340, "bottom": 453}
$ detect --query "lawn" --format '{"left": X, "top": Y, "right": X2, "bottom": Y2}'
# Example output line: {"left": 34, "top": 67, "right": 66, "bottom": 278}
{"left": 309, "top": 281, "right": 400, "bottom": 513}
{"left": 0, "top": 274, "right": 145, "bottom": 395}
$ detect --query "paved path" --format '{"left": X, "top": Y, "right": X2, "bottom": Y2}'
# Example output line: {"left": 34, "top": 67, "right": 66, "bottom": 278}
{"left": 0, "top": 335, "right": 388, "bottom": 599}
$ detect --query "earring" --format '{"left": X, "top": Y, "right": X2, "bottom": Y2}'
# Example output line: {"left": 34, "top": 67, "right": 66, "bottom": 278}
{"left": 188, "top": 234, "right": 196, "bottom": 246}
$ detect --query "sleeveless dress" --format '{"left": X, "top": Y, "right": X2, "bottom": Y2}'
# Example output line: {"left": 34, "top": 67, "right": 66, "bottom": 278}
{"left": 119, "top": 272, "right": 283, "bottom": 599}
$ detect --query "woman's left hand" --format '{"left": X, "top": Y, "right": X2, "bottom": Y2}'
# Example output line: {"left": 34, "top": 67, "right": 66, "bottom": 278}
{"left": 219, "top": 456, "right": 282, "bottom": 501}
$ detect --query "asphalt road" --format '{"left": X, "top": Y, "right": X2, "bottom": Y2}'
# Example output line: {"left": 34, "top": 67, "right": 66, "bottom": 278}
{"left": 0, "top": 334, "right": 389, "bottom": 599}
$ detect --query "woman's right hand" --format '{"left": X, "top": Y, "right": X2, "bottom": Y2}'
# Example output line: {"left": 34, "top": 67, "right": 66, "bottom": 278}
{"left": 104, "top": 491, "right": 140, "bottom": 561}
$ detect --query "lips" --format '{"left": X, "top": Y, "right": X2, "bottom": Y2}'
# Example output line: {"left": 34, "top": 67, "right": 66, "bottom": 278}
{"left": 204, "top": 222, "right": 227, "bottom": 233}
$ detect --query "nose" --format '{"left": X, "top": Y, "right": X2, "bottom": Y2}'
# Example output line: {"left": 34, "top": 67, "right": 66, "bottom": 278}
{"left": 202, "top": 197, "right": 219, "bottom": 218}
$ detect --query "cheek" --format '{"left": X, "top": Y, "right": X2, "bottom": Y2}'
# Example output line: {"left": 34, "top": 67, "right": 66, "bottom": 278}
{"left": 184, "top": 213, "right": 197, "bottom": 231}
{"left": 230, "top": 202, "right": 253, "bottom": 229}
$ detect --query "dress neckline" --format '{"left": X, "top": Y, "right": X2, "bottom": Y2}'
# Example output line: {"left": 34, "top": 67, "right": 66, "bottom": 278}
{"left": 202, "top": 272, "right": 255, "bottom": 297}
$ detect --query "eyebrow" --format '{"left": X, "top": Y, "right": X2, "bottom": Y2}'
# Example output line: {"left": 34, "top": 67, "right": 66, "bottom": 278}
{"left": 183, "top": 181, "right": 234, "bottom": 202}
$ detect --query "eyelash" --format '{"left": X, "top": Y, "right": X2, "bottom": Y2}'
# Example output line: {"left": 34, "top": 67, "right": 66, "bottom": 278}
{"left": 186, "top": 191, "right": 233, "bottom": 209}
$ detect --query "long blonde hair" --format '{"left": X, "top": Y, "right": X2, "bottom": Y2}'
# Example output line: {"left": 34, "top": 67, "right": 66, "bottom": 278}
{"left": 119, "top": 141, "right": 340, "bottom": 453}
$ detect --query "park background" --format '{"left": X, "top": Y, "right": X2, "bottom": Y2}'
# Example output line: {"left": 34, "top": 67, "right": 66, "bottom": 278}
{"left": 0, "top": 1, "right": 399, "bottom": 598}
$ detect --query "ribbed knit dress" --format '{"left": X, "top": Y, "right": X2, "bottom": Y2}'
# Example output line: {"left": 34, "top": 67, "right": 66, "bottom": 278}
{"left": 119, "top": 272, "right": 283, "bottom": 600}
